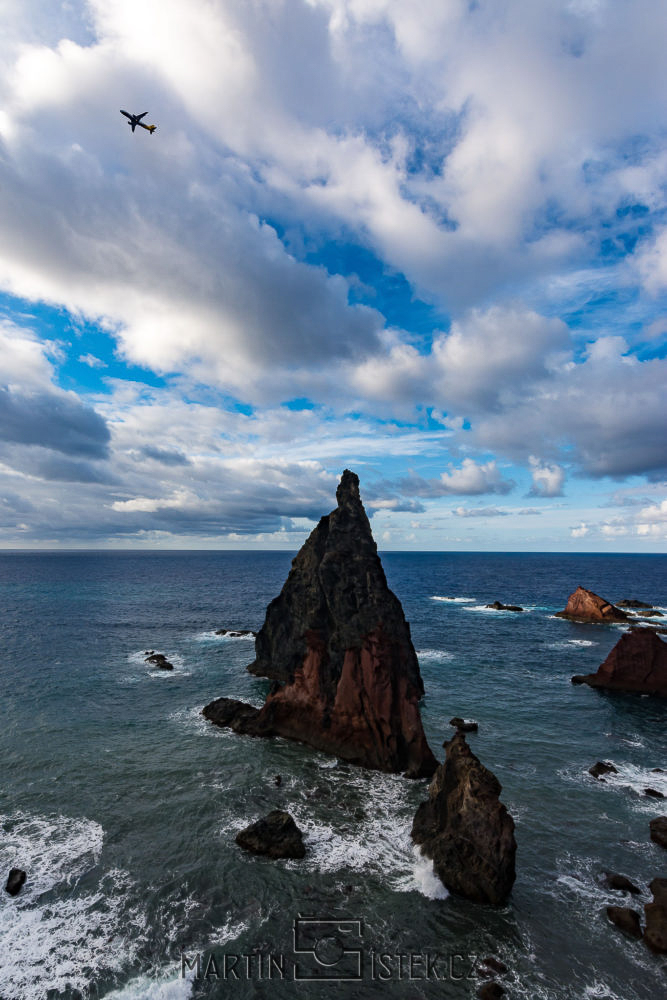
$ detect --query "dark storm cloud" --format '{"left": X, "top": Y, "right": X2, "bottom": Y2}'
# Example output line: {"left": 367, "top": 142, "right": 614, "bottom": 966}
{"left": 0, "top": 387, "right": 110, "bottom": 458}
{"left": 141, "top": 446, "right": 191, "bottom": 466}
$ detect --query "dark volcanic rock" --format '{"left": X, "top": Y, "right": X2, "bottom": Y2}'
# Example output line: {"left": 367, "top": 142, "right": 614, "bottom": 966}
{"left": 202, "top": 697, "right": 262, "bottom": 733}
{"left": 449, "top": 717, "right": 479, "bottom": 733}
{"left": 205, "top": 470, "right": 437, "bottom": 778}
{"left": 485, "top": 601, "right": 524, "bottom": 612}
{"left": 589, "top": 761, "right": 618, "bottom": 779}
{"left": 617, "top": 599, "right": 654, "bottom": 609}
{"left": 145, "top": 652, "right": 173, "bottom": 670}
{"left": 5, "top": 868, "right": 26, "bottom": 896}
{"left": 556, "top": 586, "right": 629, "bottom": 624}
{"left": 645, "top": 788, "right": 665, "bottom": 799}
{"left": 411, "top": 731, "right": 516, "bottom": 904}
{"left": 604, "top": 873, "right": 641, "bottom": 894}
{"left": 235, "top": 810, "right": 305, "bottom": 859}
{"left": 477, "top": 956, "right": 508, "bottom": 977}
{"left": 477, "top": 983, "right": 505, "bottom": 1000}
{"left": 571, "top": 629, "right": 667, "bottom": 697}
{"left": 606, "top": 905, "right": 642, "bottom": 938}
{"left": 650, "top": 816, "right": 667, "bottom": 848}
{"left": 644, "top": 878, "right": 667, "bottom": 954}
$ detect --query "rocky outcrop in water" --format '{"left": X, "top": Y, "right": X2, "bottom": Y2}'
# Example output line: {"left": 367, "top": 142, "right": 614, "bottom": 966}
{"left": 588, "top": 761, "right": 618, "bottom": 779}
{"left": 650, "top": 816, "right": 667, "bottom": 848}
{"left": 572, "top": 629, "right": 667, "bottom": 696}
{"left": 235, "top": 810, "right": 306, "bottom": 859}
{"left": 145, "top": 651, "right": 173, "bottom": 670}
{"left": 485, "top": 601, "right": 524, "bottom": 612}
{"left": 603, "top": 873, "right": 641, "bottom": 894}
{"left": 411, "top": 731, "right": 516, "bottom": 904}
{"left": 617, "top": 599, "right": 654, "bottom": 609}
{"left": 556, "top": 586, "right": 629, "bottom": 624}
{"left": 5, "top": 868, "right": 26, "bottom": 896}
{"left": 644, "top": 878, "right": 667, "bottom": 953}
{"left": 606, "top": 905, "right": 642, "bottom": 939}
{"left": 203, "top": 470, "right": 437, "bottom": 778}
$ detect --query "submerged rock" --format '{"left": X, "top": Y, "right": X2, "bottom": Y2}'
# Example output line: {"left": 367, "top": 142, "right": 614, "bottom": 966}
{"left": 411, "top": 731, "right": 516, "bottom": 904}
{"left": 485, "top": 601, "right": 524, "bottom": 612}
{"left": 571, "top": 629, "right": 667, "bottom": 697}
{"left": 604, "top": 873, "right": 641, "bottom": 894}
{"left": 235, "top": 810, "right": 306, "bottom": 859}
{"left": 477, "top": 982, "right": 505, "bottom": 999}
{"left": 650, "top": 816, "right": 667, "bottom": 849}
{"left": 145, "top": 652, "right": 173, "bottom": 670}
{"left": 645, "top": 788, "right": 665, "bottom": 799}
{"left": 204, "top": 470, "right": 437, "bottom": 778}
{"left": 5, "top": 868, "right": 26, "bottom": 896}
{"left": 644, "top": 878, "right": 667, "bottom": 954}
{"left": 606, "top": 905, "right": 642, "bottom": 939}
{"left": 617, "top": 599, "right": 654, "bottom": 609}
{"left": 589, "top": 761, "right": 618, "bottom": 779}
{"left": 556, "top": 586, "right": 629, "bottom": 624}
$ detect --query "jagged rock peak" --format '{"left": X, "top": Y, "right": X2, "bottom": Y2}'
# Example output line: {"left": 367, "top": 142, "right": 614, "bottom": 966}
{"left": 572, "top": 628, "right": 667, "bottom": 696}
{"left": 205, "top": 470, "right": 437, "bottom": 778}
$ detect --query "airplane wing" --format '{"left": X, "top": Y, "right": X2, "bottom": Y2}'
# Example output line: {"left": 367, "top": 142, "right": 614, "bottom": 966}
{"left": 120, "top": 110, "right": 132, "bottom": 119}
{"left": 136, "top": 112, "right": 148, "bottom": 120}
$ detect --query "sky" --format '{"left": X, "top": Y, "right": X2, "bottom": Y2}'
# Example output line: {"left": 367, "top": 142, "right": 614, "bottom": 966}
{"left": 0, "top": 0, "right": 666, "bottom": 551}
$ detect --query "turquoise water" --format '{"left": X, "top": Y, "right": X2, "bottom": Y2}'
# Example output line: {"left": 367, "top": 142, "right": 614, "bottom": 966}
{"left": 0, "top": 551, "right": 665, "bottom": 999}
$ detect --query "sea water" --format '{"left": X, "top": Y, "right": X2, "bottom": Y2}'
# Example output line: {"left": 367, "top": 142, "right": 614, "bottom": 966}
{"left": 0, "top": 551, "right": 665, "bottom": 999}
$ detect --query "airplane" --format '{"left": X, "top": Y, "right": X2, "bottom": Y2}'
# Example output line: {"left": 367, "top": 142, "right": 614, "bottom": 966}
{"left": 120, "top": 110, "right": 157, "bottom": 134}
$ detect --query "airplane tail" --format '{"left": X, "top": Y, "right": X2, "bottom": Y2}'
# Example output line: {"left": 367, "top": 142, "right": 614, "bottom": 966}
{"left": 147, "top": 124, "right": 157, "bottom": 133}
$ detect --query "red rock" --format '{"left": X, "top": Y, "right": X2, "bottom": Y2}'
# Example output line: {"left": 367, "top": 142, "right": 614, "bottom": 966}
{"left": 571, "top": 629, "right": 667, "bottom": 696}
{"left": 203, "top": 470, "right": 437, "bottom": 778}
{"left": 556, "top": 586, "right": 629, "bottom": 624}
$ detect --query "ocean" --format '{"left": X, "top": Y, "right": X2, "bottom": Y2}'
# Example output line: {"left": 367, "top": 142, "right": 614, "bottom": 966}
{"left": 0, "top": 550, "right": 665, "bottom": 1000}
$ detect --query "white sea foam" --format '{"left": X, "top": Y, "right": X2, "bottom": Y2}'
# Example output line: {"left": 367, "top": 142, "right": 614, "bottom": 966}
{"left": 416, "top": 648, "right": 454, "bottom": 661}
{"left": 195, "top": 630, "right": 255, "bottom": 642}
{"left": 430, "top": 595, "right": 476, "bottom": 603}
{"left": 547, "top": 639, "right": 598, "bottom": 649}
{"left": 0, "top": 813, "right": 145, "bottom": 1000}
{"left": 104, "top": 973, "right": 194, "bottom": 1000}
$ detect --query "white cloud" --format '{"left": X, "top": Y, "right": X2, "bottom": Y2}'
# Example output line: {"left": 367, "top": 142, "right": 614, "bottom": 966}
{"left": 571, "top": 522, "right": 589, "bottom": 537}
{"left": 529, "top": 457, "right": 565, "bottom": 497}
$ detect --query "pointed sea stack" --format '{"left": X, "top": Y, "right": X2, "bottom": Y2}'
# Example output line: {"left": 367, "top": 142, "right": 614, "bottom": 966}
{"left": 572, "top": 628, "right": 667, "bottom": 696}
{"left": 203, "top": 470, "right": 437, "bottom": 778}
{"left": 411, "top": 731, "right": 516, "bottom": 904}
{"left": 555, "top": 586, "right": 629, "bottom": 624}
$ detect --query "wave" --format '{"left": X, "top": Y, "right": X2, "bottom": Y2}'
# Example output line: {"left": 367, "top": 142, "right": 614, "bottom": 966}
{"left": 0, "top": 812, "right": 144, "bottom": 1000}
{"left": 416, "top": 648, "right": 454, "bottom": 661}
{"left": 195, "top": 629, "right": 255, "bottom": 642}
{"left": 546, "top": 639, "right": 598, "bottom": 649}
{"left": 430, "top": 595, "right": 476, "bottom": 603}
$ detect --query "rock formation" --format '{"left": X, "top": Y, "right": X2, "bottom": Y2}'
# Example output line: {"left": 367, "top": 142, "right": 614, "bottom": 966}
{"left": 411, "top": 731, "right": 516, "bottom": 904}
{"left": 604, "top": 873, "right": 641, "bottom": 894}
{"left": 572, "top": 629, "right": 667, "bottom": 696}
{"left": 650, "top": 816, "right": 667, "bottom": 849}
{"left": 450, "top": 717, "right": 479, "bottom": 733}
{"left": 235, "top": 810, "right": 306, "bottom": 859}
{"left": 144, "top": 651, "right": 173, "bottom": 670}
{"left": 617, "top": 599, "right": 654, "bottom": 609}
{"left": 589, "top": 761, "right": 618, "bottom": 779}
{"left": 203, "top": 470, "right": 437, "bottom": 778}
{"left": 644, "top": 878, "right": 667, "bottom": 954}
{"left": 556, "top": 586, "right": 629, "bottom": 624}
{"left": 5, "top": 868, "right": 26, "bottom": 896}
{"left": 606, "top": 905, "right": 642, "bottom": 939}
{"left": 485, "top": 601, "right": 524, "bottom": 612}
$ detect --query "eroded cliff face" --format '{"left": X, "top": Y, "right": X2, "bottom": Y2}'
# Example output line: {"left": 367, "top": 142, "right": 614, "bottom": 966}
{"left": 204, "top": 470, "right": 437, "bottom": 778}
{"left": 572, "top": 628, "right": 667, "bottom": 696}
{"left": 411, "top": 731, "right": 516, "bottom": 904}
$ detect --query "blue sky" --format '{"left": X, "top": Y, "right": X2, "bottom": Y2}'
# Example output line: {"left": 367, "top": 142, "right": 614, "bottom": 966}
{"left": 0, "top": 0, "right": 665, "bottom": 550}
